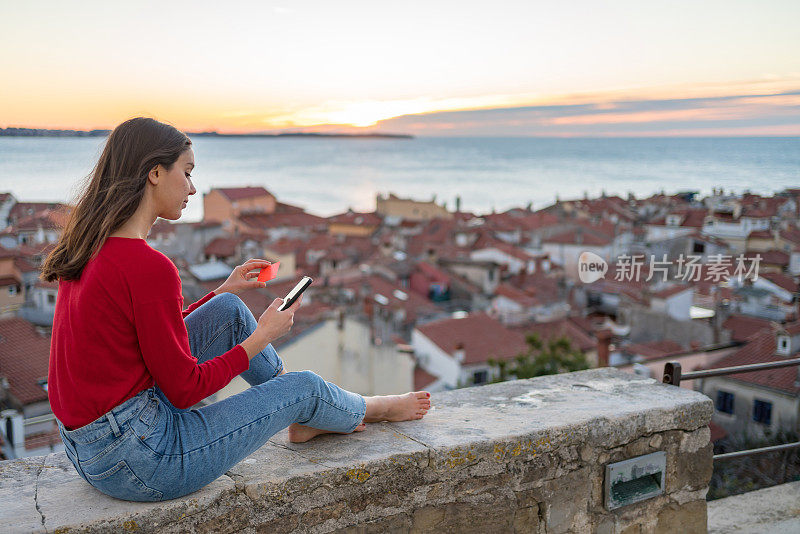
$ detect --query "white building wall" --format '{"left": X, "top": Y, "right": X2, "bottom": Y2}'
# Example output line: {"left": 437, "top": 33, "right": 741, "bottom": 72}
{"left": 470, "top": 248, "right": 525, "bottom": 274}
{"left": 702, "top": 377, "right": 800, "bottom": 438}
{"left": 206, "top": 317, "right": 415, "bottom": 404}
{"left": 651, "top": 289, "right": 694, "bottom": 321}
{"left": 541, "top": 243, "right": 612, "bottom": 279}
{"left": 645, "top": 225, "right": 695, "bottom": 242}
{"left": 411, "top": 330, "right": 460, "bottom": 388}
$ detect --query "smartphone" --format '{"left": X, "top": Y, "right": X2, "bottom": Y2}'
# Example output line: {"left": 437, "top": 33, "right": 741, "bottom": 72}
{"left": 278, "top": 276, "right": 313, "bottom": 311}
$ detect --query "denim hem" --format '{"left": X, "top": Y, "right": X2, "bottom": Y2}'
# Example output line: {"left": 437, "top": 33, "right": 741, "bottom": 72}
{"left": 150, "top": 393, "right": 364, "bottom": 458}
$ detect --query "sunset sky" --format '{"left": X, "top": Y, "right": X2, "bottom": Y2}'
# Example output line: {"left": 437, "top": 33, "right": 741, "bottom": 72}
{"left": 1, "top": 0, "right": 798, "bottom": 136}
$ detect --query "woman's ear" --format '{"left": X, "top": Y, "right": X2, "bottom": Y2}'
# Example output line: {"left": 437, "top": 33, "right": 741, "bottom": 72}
{"left": 148, "top": 165, "right": 160, "bottom": 185}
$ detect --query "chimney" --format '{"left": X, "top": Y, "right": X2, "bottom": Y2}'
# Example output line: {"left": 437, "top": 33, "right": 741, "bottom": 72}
{"left": 0, "top": 409, "right": 24, "bottom": 457}
{"left": 363, "top": 296, "right": 376, "bottom": 345}
{"left": 712, "top": 299, "right": 731, "bottom": 344}
{"left": 453, "top": 342, "right": 466, "bottom": 363}
{"left": 794, "top": 291, "right": 800, "bottom": 322}
{"left": 455, "top": 195, "right": 462, "bottom": 213}
{"left": 363, "top": 295, "right": 373, "bottom": 320}
{"left": 597, "top": 329, "right": 612, "bottom": 367}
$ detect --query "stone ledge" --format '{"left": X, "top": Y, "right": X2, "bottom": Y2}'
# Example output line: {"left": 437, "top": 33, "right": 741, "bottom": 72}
{"left": 0, "top": 368, "right": 714, "bottom": 533}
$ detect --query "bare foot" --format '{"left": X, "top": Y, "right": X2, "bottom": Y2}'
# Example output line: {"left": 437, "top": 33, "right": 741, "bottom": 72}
{"left": 363, "top": 391, "right": 432, "bottom": 423}
{"left": 288, "top": 422, "right": 366, "bottom": 443}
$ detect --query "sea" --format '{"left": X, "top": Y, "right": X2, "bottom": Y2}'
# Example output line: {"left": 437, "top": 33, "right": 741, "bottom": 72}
{"left": 0, "top": 136, "right": 798, "bottom": 221}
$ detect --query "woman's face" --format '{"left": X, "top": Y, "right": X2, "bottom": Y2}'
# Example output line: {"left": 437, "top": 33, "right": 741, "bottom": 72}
{"left": 155, "top": 148, "right": 196, "bottom": 219}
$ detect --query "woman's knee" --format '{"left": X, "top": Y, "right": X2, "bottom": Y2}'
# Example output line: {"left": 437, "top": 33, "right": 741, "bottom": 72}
{"left": 214, "top": 292, "right": 252, "bottom": 321}
{"left": 293, "top": 370, "right": 325, "bottom": 390}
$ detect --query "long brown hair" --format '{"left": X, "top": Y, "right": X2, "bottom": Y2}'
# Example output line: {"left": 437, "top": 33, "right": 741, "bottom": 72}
{"left": 40, "top": 117, "right": 191, "bottom": 282}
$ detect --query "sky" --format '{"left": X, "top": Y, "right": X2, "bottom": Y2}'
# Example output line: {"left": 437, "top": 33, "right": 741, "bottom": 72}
{"left": 1, "top": 0, "right": 799, "bottom": 136}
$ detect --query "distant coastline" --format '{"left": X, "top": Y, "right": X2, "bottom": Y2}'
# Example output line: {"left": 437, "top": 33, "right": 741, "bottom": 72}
{"left": 0, "top": 127, "right": 413, "bottom": 139}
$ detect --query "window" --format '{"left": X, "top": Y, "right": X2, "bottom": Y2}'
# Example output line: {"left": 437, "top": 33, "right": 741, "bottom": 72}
{"left": 473, "top": 370, "right": 488, "bottom": 385}
{"left": 777, "top": 335, "right": 791, "bottom": 355}
{"left": 692, "top": 241, "right": 705, "bottom": 254}
{"left": 753, "top": 399, "right": 772, "bottom": 425}
{"left": 8, "top": 285, "right": 16, "bottom": 296}
{"left": 47, "top": 293, "right": 56, "bottom": 305}
{"left": 716, "top": 390, "right": 735, "bottom": 414}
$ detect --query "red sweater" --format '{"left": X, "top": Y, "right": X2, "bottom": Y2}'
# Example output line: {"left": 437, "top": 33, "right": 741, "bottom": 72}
{"left": 49, "top": 236, "right": 250, "bottom": 430}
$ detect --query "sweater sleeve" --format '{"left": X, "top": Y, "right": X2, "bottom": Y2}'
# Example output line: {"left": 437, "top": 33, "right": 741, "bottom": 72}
{"left": 181, "top": 291, "right": 217, "bottom": 319}
{"left": 133, "top": 295, "right": 250, "bottom": 409}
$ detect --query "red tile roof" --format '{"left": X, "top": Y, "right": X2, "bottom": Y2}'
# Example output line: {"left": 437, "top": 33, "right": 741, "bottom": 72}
{"left": 190, "top": 220, "right": 224, "bottom": 230}
{"left": 414, "top": 261, "right": 451, "bottom": 284}
{"left": 148, "top": 219, "right": 178, "bottom": 238}
{"left": 204, "top": 237, "right": 240, "bottom": 258}
{"left": 0, "top": 245, "right": 16, "bottom": 259}
{"left": 417, "top": 312, "right": 529, "bottom": 365}
{"left": 9, "top": 210, "right": 66, "bottom": 232}
{"left": 275, "top": 201, "right": 306, "bottom": 213}
{"left": 543, "top": 228, "right": 613, "bottom": 246}
{"left": 780, "top": 226, "right": 800, "bottom": 247}
{"left": 709, "top": 421, "right": 728, "bottom": 442}
{"left": 494, "top": 283, "right": 538, "bottom": 308}
{"left": 740, "top": 195, "right": 790, "bottom": 219}
{"left": 586, "top": 278, "right": 648, "bottom": 305}
{"left": 0, "top": 318, "right": 51, "bottom": 405}
{"left": 761, "top": 272, "right": 798, "bottom": 293}
{"left": 723, "top": 314, "right": 775, "bottom": 343}
{"left": 329, "top": 211, "right": 382, "bottom": 226}
{"left": 509, "top": 317, "right": 597, "bottom": 352}
{"left": 649, "top": 208, "right": 708, "bottom": 228}
{"left": 703, "top": 328, "right": 800, "bottom": 395}
{"left": 414, "top": 365, "right": 439, "bottom": 390}
{"left": 405, "top": 219, "right": 458, "bottom": 256}
{"left": 25, "top": 425, "right": 62, "bottom": 452}
{"left": 34, "top": 279, "right": 58, "bottom": 290}
{"left": 623, "top": 340, "right": 686, "bottom": 361}
{"left": 745, "top": 249, "right": 789, "bottom": 266}
{"left": 651, "top": 285, "right": 692, "bottom": 300}
{"left": 748, "top": 229, "right": 773, "bottom": 239}
{"left": 8, "top": 202, "right": 69, "bottom": 223}
{"left": 238, "top": 211, "right": 328, "bottom": 230}
{"left": 0, "top": 275, "right": 21, "bottom": 287}
{"left": 14, "top": 256, "right": 38, "bottom": 273}
{"left": 779, "top": 320, "right": 800, "bottom": 336}
{"left": 215, "top": 187, "right": 274, "bottom": 201}
{"left": 339, "top": 274, "right": 440, "bottom": 323}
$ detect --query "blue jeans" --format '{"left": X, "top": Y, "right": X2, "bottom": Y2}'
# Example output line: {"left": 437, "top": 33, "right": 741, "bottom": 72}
{"left": 56, "top": 292, "right": 367, "bottom": 502}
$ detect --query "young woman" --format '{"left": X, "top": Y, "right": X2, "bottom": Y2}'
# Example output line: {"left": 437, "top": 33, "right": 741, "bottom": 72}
{"left": 41, "top": 117, "right": 431, "bottom": 502}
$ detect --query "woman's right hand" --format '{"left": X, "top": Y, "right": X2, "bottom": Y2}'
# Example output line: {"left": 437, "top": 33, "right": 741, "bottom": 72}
{"left": 255, "top": 294, "right": 303, "bottom": 345}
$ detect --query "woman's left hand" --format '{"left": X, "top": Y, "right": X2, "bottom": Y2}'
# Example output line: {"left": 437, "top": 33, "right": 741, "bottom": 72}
{"left": 214, "top": 259, "right": 273, "bottom": 296}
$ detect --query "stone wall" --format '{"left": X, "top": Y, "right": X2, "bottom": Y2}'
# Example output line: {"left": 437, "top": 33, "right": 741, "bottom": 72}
{"left": 0, "top": 368, "right": 713, "bottom": 533}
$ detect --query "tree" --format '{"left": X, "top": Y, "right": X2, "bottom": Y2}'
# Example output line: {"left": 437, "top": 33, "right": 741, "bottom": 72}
{"left": 486, "top": 333, "right": 589, "bottom": 383}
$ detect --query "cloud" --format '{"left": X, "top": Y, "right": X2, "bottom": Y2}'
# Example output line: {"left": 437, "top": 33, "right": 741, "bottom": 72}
{"left": 371, "top": 90, "right": 800, "bottom": 136}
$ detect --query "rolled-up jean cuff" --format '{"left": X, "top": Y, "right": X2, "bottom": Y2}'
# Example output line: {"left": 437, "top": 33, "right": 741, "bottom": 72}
{"left": 348, "top": 395, "right": 367, "bottom": 432}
